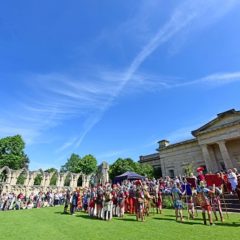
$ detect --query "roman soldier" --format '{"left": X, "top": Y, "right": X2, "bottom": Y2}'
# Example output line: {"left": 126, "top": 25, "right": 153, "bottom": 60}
{"left": 135, "top": 183, "right": 144, "bottom": 221}
{"left": 111, "top": 185, "right": 118, "bottom": 217}
{"left": 124, "top": 186, "right": 130, "bottom": 213}
{"left": 153, "top": 185, "right": 163, "bottom": 214}
{"left": 117, "top": 186, "right": 125, "bottom": 217}
{"left": 88, "top": 187, "right": 96, "bottom": 217}
{"left": 96, "top": 186, "right": 104, "bottom": 219}
{"left": 128, "top": 185, "right": 136, "bottom": 214}
{"left": 196, "top": 181, "right": 215, "bottom": 225}
{"left": 210, "top": 186, "right": 224, "bottom": 222}
{"left": 143, "top": 185, "right": 152, "bottom": 217}
{"left": 103, "top": 185, "right": 113, "bottom": 220}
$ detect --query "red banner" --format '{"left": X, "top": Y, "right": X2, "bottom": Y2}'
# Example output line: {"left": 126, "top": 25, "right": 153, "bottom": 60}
{"left": 205, "top": 174, "right": 223, "bottom": 187}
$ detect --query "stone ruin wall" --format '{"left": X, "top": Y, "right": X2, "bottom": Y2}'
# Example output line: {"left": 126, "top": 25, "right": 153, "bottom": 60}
{"left": 0, "top": 162, "right": 109, "bottom": 195}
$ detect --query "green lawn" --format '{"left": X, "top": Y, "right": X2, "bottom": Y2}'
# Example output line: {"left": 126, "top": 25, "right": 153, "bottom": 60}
{"left": 0, "top": 207, "right": 239, "bottom": 240}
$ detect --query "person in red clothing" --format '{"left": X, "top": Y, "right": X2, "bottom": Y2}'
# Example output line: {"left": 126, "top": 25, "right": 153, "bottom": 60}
{"left": 197, "top": 170, "right": 205, "bottom": 185}
{"left": 128, "top": 185, "right": 135, "bottom": 214}
{"left": 197, "top": 181, "right": 215, "bottom": 225}
{"left": 135, "top": 186, "right": 144, "bottom": 221}
{"left": 124, "top": 187, "right": 129, "bottom": 213}
{"left": 111, "top": 185, "right": 118, "bottom": 217}
{"left": 236, "top": 176, "right": 240, "bottom": 201}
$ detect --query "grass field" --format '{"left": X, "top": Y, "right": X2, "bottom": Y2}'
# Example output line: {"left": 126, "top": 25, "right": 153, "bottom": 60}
{"left": 0, "top": 207, "right": 239, "bottom": 240}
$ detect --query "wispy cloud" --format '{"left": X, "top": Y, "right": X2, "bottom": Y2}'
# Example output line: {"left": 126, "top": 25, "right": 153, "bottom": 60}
{"left": 134, "top": 71, "right": 240, "bottom": 91}
{"left": 188, "top": 72, "right": 240, "bottom": 87}
{"left": 1, "top": 0, "right": 239, "bottom": 157}
{"left": 69, "top": 0, "right": 239, "bottom": 150}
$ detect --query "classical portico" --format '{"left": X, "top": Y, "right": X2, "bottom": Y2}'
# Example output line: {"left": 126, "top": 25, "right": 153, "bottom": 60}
{"left": 192, "top": 109, "right": 240, "bottom": 172}
{"left": 140, "top": 109, "right": 240, "bottom": 177}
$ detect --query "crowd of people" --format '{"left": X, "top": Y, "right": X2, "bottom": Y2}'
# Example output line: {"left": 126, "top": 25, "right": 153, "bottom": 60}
{"left": 0, "top": 191, "right": 66, "bottom": 211}
{"left": 1, "top": 167, "right": 240, "bottom": 226}
{"left": 63, "top": 167, "right": 240, "bottom": 225}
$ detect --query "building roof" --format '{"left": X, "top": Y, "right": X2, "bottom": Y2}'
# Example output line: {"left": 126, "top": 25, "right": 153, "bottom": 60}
{"left": 192, "top": 109, "right": 240, "bottom": 137}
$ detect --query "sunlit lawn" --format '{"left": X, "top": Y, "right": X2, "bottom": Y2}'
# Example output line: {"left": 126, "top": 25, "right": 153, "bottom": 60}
{"left": 0, "top": 207, "right": 239, "bottom": 240}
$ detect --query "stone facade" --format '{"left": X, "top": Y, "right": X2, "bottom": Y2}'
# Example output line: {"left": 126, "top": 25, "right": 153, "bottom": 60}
{"left": 94, "top": 161, "right": 109, "bottom": 185}
{"left": 0, "top": 162, "right": 110, "bottom": 195}
{"left": 139, "top": 109, "right": 240, "bottom": 177}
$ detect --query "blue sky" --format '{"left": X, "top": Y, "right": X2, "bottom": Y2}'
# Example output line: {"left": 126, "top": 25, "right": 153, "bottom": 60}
{"left": 1, "top": 0, "right": 240, "bottom": 170}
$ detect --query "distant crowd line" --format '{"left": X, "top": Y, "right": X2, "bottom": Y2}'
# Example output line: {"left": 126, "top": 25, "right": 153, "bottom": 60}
{"left": 1, "top": 168, "right": 240, "bottom": 225}
{"left": 0, "top": 191, "right": 66, "bottom": 210}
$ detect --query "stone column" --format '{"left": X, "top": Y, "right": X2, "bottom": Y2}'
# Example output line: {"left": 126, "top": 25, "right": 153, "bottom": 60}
{"left": 82, "top": 174, "right": 86, "bottom": 187}
{"left": 56, "top": 173, "right": 61, "bottom": 187}
{"left": 200, "top": 144, "right": 212, "bottom": 172}
{"left": 85, "top": 175, "right": 91, "bottom": 187}
{"left": 217, "top": 140, "right": 234, "bottom": 169}
{"left": 208, "top": 146, "right": 219, "bottom": 173}
{"left": 57, "top": 173, "right": 68, "bottom": 187}
{"left": 69, "top": 174, "right": 74, "bottom": 188}
{"left": 160, "top": 159, "right": 167, "bottom": 177}
{"left": 27, "top": 172, "right": 38, "bottom": 186}
{"left": 43, "top": 172, "right": 54, "bottom": 187}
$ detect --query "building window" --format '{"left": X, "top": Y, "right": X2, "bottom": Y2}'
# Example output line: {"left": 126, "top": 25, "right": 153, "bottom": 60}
{"left": 168, "top": 169, "right": 175, "bottom": 178}
{"left": 220, "top": 162, "right": 226, "bottom": 171}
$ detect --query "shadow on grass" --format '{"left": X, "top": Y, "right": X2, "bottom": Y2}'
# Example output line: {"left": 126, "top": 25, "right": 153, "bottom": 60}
{"left": 76, "top": 215, "right": 99, "bottom": 220}
{"left": 180, "top": 221, "right": 203, "bottom": 226}
{"left": 54, "top": 211, "right": 69, "bottom": 215}
{"left": 215, "top": 222, "right": 240, "bottom": 227}
{"left": 163, "top": 214, "right": 176, "bottom": 217}
{"left": 153, "top": 217, "right": 176, "bottom": 221}
{"left": 153, "top": 217, "right": 204, "bottom": 225}
{"left": 114, "top": 218, "right": 136, "bottom": 222}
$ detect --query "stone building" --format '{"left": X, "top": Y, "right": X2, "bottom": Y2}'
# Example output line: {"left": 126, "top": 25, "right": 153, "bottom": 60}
{"left": 139, "top": 109, "right": 240, "bottom": 178}
{"left": 0, "top": 162, "right": 109, "bottom": 195}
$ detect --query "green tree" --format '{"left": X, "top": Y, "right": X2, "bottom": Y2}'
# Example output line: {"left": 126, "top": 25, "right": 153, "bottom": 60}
{"left": 61, "top": 153, "right": 97, "bottom": 174}
{"left": 34, "top": 174, "right": 43, "bottom": 185}
{"left": 79, "top": 154, "right": 97, "bottom": 175}
{"left": 183, "top": 163, "right": 194, "bottom": 177}
{"left": 16, "top": 170, "right": 28, "bottom": 185}
{"left": 0, "top": 135, "right": 29, "bottom": 169}
{"left": 45, "top": 168, "right": 58, "bottom": 173}
{"left": 45, "top": 168, "right": 58, "bottom": 185}
{"left": 109, "top": 158, "right": 136, "bottom": 180}
{"left": 135, "top": 163, "right": 154, "bottom": 178}
{"left": 109, "top": 158, "right": 154, "bottom": 180}
{"left": 60, "top": 153, "right": 81, "bottom": 173}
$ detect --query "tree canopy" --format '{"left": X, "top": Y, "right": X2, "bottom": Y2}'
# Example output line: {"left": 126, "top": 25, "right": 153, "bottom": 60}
{"left": 0, "top": 135, "right": 29, "bottom": 170}
{"left": 61, "top": 153, "right": 97, "bottom": 175}
{"left": 61, "top": 153, "right": 81, "bottom": 173}
{"left": 79, "top": 154, "right": 97, "bottom": 175}
{"left": 109, "top": 158, "right": 153, "bottom": 180}
{"left": 45, "top": 168, "right": 58, "bottom": 185}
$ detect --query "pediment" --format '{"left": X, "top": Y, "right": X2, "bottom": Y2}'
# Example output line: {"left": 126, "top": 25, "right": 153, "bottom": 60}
{"left": 192, "top": 109, "right": 240, "bottom": 136}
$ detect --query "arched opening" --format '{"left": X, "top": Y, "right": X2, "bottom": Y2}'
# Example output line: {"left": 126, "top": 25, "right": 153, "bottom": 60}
{"left": 77, "top": 175, "right": 83, "bottom": 187}
{"left": 34, "top": 172, "right": 43, "bottom": 186}
{"left": 0, "top": 169, "right": 8, "bottom": 183}
{"left": 64, "top": 173, "right": 71, "bottom": 187}
{"left": 16, "top": 169, "right": 28, "bottom": 185}
{"left": 50, "top": 171, "right": 58, "bottom": 186}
